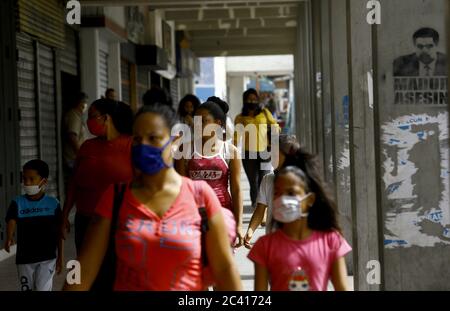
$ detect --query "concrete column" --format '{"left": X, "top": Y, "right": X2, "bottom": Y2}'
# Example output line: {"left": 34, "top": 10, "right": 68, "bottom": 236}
{"left": 319, "top": 0, "right": 335, "bottom": 183}
{"left": 80, "top": 28, "right": 100, "bottom": 102}
{"left": 376, "top": 0, "right": 450, "bottom": 290}
{"left": 294, "top": 1, "right": 314, "bottom": 152}
{"left": 108, "top": 42, "right": 122, "bottom": 100}
{"left": 347, "top": 0, "right": 382, "bottom": 291}
{"left": 311, "top": 0, "right": 324, "bottom": 168}
{"left": 228, "top": 75, "right": 245, "bottom": 122}
{"left": 214, "top": 57, "right": 227, "bottom": 100}
{"left": 329, "top": 0, "right": 354, "bottom": 276}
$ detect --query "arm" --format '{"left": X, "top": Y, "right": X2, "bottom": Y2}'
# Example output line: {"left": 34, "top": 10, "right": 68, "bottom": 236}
{"left": 174, "top": 138, "right": 189, "bottom": 177}
{"left": 60, "top": 174, "right": 77, "bottom": 240}
{"left": 233, "top": 116, "right": 242, "bottom": 148}
{"left": 264, "top": 109, "right": 280, "bottom": 134}
{"left": 243, "top": 203, "right": 267, "bottom": 249}
{"left": 254, "top": 262, "right": 269, "bottom": 291}
{"left": 4, "top": 219, "right": 16, "bottom": 252}
{"left": 229, "top": 146, "right": 243, "bottom": 247}
{"left": 205, "top": 212, "right": 243, "bottom": 291}
{"left": 56, "top": 205, "right": 64, "bottom": 274}
{"left": 175, "top": 158, "right": 187, "bottom": 177}
{"left": 56, "top": 237, "right": 64, "bottom": 275}
{"left": 63, "top": 215, "right": 111, "bottom": 290}
{"left": 331, "top": 257, "right": 349, "bottom": 291}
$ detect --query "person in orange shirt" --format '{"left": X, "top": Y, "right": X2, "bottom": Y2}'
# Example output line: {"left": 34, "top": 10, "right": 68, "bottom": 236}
{"left": 60, "top": 99, "right": 134, "bottom": 255}
{"left": 63, "top": 103, "right": 242, "bottom": 291}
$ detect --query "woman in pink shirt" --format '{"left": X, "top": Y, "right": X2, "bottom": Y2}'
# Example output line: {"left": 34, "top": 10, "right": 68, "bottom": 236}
{"left": 248, "top": 162, "right": 352, "bottom": 291}
{"left": 64, "top": 103, "right": 242, "bottom": 291}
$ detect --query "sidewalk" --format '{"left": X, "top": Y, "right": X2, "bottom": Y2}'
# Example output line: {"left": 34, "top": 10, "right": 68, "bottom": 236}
{"left": 0, "top": 223, "right": 77, "bottom": 291}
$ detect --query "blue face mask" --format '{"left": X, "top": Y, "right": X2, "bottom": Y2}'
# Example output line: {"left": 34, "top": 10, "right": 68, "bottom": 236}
{"left": 132, "top": 138, "right": 173, "bottom": 175}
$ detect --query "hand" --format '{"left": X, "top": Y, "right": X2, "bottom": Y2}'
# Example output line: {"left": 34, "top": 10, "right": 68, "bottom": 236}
{"left": 4, "top": 239, "right": 14, "bottom": 253}
{"left": 243, "top": 230, "right": 253, "bottom": 249}
{"left": 234, "top": 228, "right": 244, "bottom": 248}
{"left": 56, "top": 256, "right": 63, "bottom": 275}
{"left": 60, "top": 216, "right": 71, "bottom": 240}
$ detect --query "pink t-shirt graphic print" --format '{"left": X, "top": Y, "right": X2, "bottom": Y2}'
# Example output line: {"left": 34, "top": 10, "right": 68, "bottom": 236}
{"left": 248, "top": 230, "right": 351, "bottom": 291}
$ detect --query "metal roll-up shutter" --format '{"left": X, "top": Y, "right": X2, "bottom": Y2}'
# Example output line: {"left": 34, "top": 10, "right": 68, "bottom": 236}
{"left": 99, "top": 49, "right": 109, "bottom": 96}
{"left": 170, "top": 78, "right": 179, "bottom": 109}
{"left": 16, "top": 0, "right": 65, "bottom": 49}
{"left": 60, "top": 26, "right": 78, "bottom": 76}
{"left": 121, "top": 59, "right": 130, "bottom": 104}
{"left": 38, "top": 44, "right": 58, "bottom": 198}
{"left": 16, "top": 33, "right": 39, "bottom": 166}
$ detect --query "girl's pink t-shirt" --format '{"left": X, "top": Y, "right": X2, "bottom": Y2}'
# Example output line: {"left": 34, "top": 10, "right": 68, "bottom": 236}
{"left": 248, "top": 229, "right": 352, "bottom": 291}
{"left": 95, "top": 177, "right": 221, "bottom": 291}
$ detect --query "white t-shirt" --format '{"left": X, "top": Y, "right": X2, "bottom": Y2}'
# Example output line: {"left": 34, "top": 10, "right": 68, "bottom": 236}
{"left": 257, "top": 172, "right": 275, "bottom": 234}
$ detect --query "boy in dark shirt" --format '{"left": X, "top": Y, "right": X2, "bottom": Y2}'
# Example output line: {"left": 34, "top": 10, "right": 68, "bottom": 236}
{"left": 4, "top": 159, "right": 63, "bottom": 291}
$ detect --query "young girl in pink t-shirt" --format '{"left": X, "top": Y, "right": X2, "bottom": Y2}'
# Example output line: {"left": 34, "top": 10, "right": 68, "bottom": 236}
{"left": 248, "top": 164, "right": 352, "bottom": 291}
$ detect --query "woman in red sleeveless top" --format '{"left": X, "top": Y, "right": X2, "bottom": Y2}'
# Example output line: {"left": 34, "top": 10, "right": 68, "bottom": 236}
{"left": 60, "top": 99, "right": 134, "bottom": 254}
{"left": 178, "top": 100, "right": 244, "bottom": 247}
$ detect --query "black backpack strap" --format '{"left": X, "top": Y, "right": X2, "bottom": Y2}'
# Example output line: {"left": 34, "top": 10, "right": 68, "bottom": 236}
{"left": 193, "top": 181, "right": 209, "bottom": 267}
{"left": 110, "top": 183, "right": 127, "bottom": 248}
{"left": 91, "top": 183, "right": 127, "bottom": 291}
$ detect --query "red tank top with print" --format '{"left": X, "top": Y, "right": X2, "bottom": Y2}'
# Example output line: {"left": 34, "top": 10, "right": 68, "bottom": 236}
{"left": 187, "top": 142, "right": 232, "bottom": 211}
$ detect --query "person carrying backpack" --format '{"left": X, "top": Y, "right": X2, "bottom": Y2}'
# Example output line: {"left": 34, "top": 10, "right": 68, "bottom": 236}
{"left": 63, "top": 104, "right": 242, "bottom": 291}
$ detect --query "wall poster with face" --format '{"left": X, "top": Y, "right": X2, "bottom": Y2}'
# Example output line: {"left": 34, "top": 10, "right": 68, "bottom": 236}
{"left": 393, "top": 27, "right": 448, "bottom": 105}
{"left": 378, "top": 0, "right": 449, "bottom": 254}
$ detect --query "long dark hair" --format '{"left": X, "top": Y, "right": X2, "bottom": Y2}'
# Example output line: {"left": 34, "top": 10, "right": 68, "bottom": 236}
{"left": 135, "top": 103, "right": 177, "bottom": 130}
{"left": 195, "top": 100, "right": 228, "bottom": 128}
{"left": 241, "top": 88, "right": 262, "bottom": 116}
{"left": 142, "top": 86, "right": 173, "bottom": 108}
{"left": 275, "top": 152, "right": 341, "bottom": 233}
{"left": 92, "top": 98, "right": 133, "bottom": 135}
{"left": 177, "top": 94, "right": 201, "bottom": 117}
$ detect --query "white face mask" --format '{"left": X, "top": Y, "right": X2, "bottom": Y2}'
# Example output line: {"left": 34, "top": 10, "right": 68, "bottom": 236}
{"left": 273, "top": 194, "right": 310, "bottom": 224}
{"left": 23, "top": 182, "right": 45, "bottom": 196}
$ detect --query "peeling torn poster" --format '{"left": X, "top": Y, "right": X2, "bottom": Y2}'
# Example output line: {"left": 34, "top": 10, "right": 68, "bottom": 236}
{"left": 382, "top": 112, "right": 450, "bottom": 248}
{"left": 337, "top": 96, "right": 351, "bottom": 190}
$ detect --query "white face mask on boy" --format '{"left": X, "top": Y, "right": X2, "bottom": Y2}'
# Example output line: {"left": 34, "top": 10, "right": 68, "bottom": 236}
{"left": 272, "top": 194, "right": 311, "bottom": 223}
{"left": 23, "top": 182, "right": 46, "bottom": 196}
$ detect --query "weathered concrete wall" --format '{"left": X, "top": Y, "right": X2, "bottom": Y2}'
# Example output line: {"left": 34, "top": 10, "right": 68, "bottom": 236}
{"left": 311, "top": 0, "right": 324, "bottom": 168}
{"left": 377, "top": 0, "right": 450, "bottom": 290}
{"left": 319, "top": 0, "right": 335, "bottom": 184}
{"left": 347, "top": 0, "right": 382, "bottom": 291}
{"left": 80, "top": 28, "right": 100, "bottom": 101}
{"left": 294, "top": 1, "right": 314, "bottom": 152}
{"left": 328, "top": 0, "right": 354, "bottom": 276}
{"left": 227, "top": 75, "right": 245, "bottom": 123}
